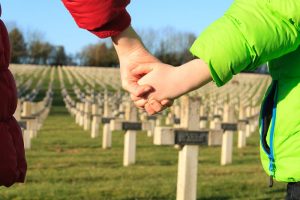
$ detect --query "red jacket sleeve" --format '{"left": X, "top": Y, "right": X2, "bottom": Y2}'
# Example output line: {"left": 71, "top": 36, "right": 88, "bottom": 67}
{"left": 62, "top": 0, "right": 131, "bottom": 38}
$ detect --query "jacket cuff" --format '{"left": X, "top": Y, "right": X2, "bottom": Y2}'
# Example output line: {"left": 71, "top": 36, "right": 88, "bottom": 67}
{"left": 90, "top": 11, "right": 131, "bottom": 39}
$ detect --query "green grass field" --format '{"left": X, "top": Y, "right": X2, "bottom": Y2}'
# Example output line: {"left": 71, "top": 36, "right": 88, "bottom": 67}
{"left": 0, "top": 69, "right": 287, "bottom": 200}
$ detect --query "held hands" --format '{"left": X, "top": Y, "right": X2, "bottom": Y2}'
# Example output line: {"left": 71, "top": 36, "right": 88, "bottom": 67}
{"left": 117, "top": 47, "right": 174, "bottom": 112}
{"left": 131, "top": 59, "right": 213, "bottom": 115}
{"left": 131, "top": 63, "right": 183, "bottom": 115}
{"left": 112, "top": 26, "right": 172, "bottom": 111}
{"left": 112, "top": 26, "right": 212, "bottom": 115}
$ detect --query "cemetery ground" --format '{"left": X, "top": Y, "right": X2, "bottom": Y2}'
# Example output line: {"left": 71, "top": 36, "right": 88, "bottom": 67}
{"left": 0, "top": 68, "right": 287, "bottom": 199}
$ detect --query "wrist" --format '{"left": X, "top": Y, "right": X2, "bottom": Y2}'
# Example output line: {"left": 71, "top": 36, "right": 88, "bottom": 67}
{"left": 175, "top": 59, "right": 212, "bottom": 93}
{"left": 112, "top": 25, "right": 145, "bottom": 60}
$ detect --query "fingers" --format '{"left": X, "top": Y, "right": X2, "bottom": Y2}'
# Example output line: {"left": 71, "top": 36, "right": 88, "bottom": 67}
{"left": 124, "top": 82, "right": 153, "bottom": 97}
{"left": 161, "top": 99, "right": 174, "bottom": 107}
{"left": 148, "top": 99, "right": 163, "bottom": 113}
{"left": 134, "top": 99, "right": 148, "bottom": 108}
{"left": 132, "top": 98, "right": 173, "bottom": 115}
{"left": 130, "top": 94, "right": 142, "bottom": 101}
{"left": 126, "top": 63, "right": 173, "bottom": 113}
{"left": 144, "top": 99, "right": 171, "bottom": 115}
{"left": 131, "top": 93, "right": 149, "bottom": 109}
{"left": 145, "top": 102, "right": 156, "bottom": 115}
{"left": 131, "top": 63, "right": 154, "bottom": 76}
{"left": 131, "top": 88, "right": 173, "bottom": 115}
{"left": 122, "top": 63, "right": 156, "bottom": 97}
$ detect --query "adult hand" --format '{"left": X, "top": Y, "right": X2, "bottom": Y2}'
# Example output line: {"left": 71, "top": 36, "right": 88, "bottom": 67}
{"left": 119, "top": 45, "right": 157, "bottom": 97}
{"left": 112, "top": 26, "right": 172, "bottom": 110}
{"left": 120, "top": 48, "right": 173, "bottom": 111}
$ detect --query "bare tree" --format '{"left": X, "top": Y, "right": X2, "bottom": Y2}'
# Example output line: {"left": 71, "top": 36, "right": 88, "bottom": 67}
{"left": 28, "top": 40, "right": 53, "bottom": 65}
{"left": 80, "top": 42, "right": 118, "bottom": 67}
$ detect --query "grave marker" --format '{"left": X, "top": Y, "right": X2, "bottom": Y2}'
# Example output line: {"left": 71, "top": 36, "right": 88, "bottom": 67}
{"left": 221, "top": 103, "right": 236, "bottom": 166}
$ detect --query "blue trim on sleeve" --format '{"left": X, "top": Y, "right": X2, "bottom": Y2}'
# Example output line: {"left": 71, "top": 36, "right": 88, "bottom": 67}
{"left": 268, "top": 81, "right": 278, "bottom": 176}
{"left": 259, "top": 80, "right": 278, "bottom": 177}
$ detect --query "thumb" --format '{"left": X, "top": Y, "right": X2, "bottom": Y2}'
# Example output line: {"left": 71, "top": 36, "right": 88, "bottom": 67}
{"left": 161, "top": 99, "right": 174, "bottom": 107}
{"left": 131, "top": 63, "right": 155, "bottom": 77}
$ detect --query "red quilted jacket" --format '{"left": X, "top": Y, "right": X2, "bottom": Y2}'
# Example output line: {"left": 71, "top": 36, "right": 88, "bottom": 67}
{"left": 0, "top": 5, "right": 27, "bottom": 187}
{"left": 62, "top": 0, "right": 131, "bottom": 38}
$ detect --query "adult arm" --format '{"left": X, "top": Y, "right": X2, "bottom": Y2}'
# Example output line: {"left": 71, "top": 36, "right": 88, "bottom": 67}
{"left": 62, "top": 1, "right": 172, "bottom": 105}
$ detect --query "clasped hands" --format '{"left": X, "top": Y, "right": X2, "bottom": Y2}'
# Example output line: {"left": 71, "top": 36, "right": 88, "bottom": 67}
{"left": 118, "top": 45, "right": 211, "bottom": 116}
{"left": 114, "top": 26, "right": 211, "bottom": 115}
{"left": 120, "top": 47, "right": 179, "bottom": 115}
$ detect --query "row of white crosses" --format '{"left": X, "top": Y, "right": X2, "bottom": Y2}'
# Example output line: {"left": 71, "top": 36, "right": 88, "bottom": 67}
{"left": 60, "top": 66, "right": 269, "bottom": 154}
{"left": 59, "top": 66, "right": 106, "bottom": 141}
{"left": 65, "top": 66, "right": 122, "bottom": 91}
{"left": 156, "top": 93, "right": 257, "bottom": 165}
{"left": 58, "top": 67, "right": 161, "bottom": 167}
{"left": 58, "top": 66, "right": 270, "bottom": 188}
{"left": 59, "top": 66, "right": 269, "bottom": 153}
{"left": 67, "top": 66, "right": 85, "bottom": 87}
{"left": 66, "top": 95, "right": 261, "bottom": 200}
{"left": 13, "top": 67, "right": 55, "bottom": 150}
{"left": 60, "top": 80, "right": 146, "bottom": 167}
{"left": 99, "top": 97, "right": 161, "bottom": 166}
{"left": 63, "top": 66, "right": 122, "bottom": 91}
{"left": 11, "top": 65, "right": 49, "bottom": 98}
{"left": 68, "top": 67, "right": 131, "bottom": 152}
{"left": 22, "top": 68, "right": 50, "bottom": 101}
{"left": 193, "top": 74, "right": 270, "bottom": 147}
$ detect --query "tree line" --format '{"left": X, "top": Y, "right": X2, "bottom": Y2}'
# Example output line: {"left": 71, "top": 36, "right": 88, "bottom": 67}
{"left": 9, "top": 26, "right": 198, "bottom": 67}
{"left": 9, "top": 28, "right": 76, "bottom": 66}
{"left": 8, "top": 26, "right": 269, "bottom": 73}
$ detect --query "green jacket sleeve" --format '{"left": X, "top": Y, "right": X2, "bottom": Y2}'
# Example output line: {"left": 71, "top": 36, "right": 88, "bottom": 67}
{"left": 190, "top": 0, "right": 300, "bottom": 86}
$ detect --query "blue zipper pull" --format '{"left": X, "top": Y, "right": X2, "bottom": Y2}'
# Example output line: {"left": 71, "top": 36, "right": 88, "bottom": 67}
{"left": 269, "top": 176, "right": 273, "bottom": 187}
{"left": 269, "top": 160, "right": 275, "bottom": 187}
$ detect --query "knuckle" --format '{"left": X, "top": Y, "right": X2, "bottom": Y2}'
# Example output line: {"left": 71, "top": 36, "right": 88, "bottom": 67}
{"left": 121, "top": 81, "right": 129, "bottom": 90}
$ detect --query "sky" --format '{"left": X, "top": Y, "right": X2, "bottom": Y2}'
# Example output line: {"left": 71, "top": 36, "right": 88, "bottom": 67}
{"left": 1, "top": 0, "right": 233, "bottom": 55}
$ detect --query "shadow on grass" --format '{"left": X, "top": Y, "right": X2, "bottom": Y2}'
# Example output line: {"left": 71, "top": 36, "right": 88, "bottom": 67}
{"left": 49, "top": 105, "right": 69, "bottom": 115}
{"left": 26, "top": 174, "right": 114, "bottom": 184}
{"left": 199, "top": 197, "right": 231, "bottom": 200}
{"left": 121, "top": 197, "right": 174, "bottom": 200}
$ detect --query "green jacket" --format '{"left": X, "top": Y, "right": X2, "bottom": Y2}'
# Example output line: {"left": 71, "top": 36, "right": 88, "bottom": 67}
{"left": 190, "top": 0, "right": 300, "bottom": 183}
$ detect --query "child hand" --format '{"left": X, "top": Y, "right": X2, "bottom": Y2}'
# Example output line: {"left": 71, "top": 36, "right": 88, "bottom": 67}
{"left": 132, "top": 59, "right": 212, "bottom": 115}
{"left": 133, "top": 63, "right": 183, "bottom": 100}
{"left": 131, "top": 63, "right": 184, "bottom": 115}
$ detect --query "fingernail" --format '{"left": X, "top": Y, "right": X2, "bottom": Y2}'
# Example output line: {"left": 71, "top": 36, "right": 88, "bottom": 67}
{"left": 150, "top": 100, "right": 156, "bottom": 105}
